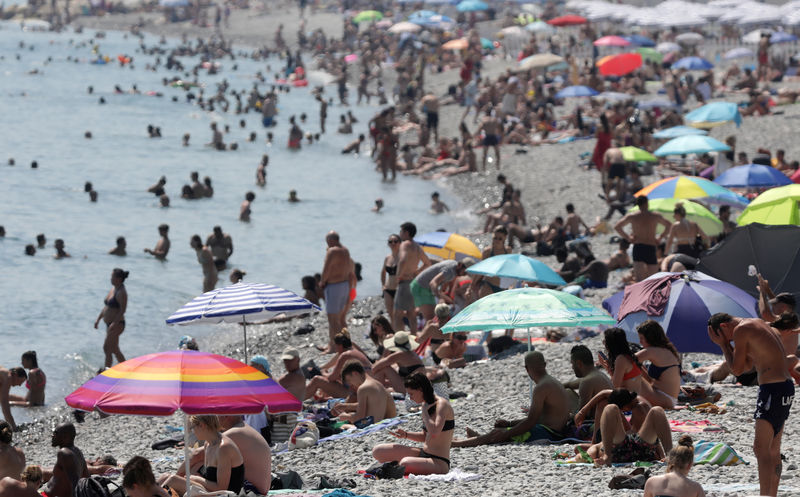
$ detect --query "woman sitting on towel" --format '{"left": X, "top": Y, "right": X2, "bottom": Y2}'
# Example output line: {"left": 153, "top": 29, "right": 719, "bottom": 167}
{"left": 643, "top": 435, "right": 705, "bottom": 497}
{"left": 373, "top": 373, "right": 454, "bottom": 475}
{"left": 636, "top": 321, "right": 682, "bottom": 409}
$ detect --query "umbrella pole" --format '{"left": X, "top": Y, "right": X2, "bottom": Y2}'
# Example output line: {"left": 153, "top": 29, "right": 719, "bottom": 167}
{"left": 243, "top": 316, "right": 248, "bottom": 364}
{"left": 184, "top": 415, "right": 192, "bottom": 497}
{"left": 527, "top": 328, "right": 533, "bottom": 401}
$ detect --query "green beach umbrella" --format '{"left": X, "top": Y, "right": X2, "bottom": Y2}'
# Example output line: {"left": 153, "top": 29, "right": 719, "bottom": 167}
{"left": 636, "top": 47, "right": 663, "bottom": 63}
{"left": 619, "top": 146, "right": 658, "bottom": 163}
{"left": 440, "top": 288, "right": 616, "bottom": 333}
{"left": 353, "top": 10, "right": 383, "bottom": 24}
{"left": 737, "top": 184, "right": 800, "bottom": 226}
{"left": 631, "top": 198, "right": 724, "bottom": 236}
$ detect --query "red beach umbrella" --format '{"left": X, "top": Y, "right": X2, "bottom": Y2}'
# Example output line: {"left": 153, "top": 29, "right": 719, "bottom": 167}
{"left": 546, "top": 15, "right": 587, "bottom": 26}
{"left": 598, "top": 52, "right": 643, "bottom": 76}
{"left": 593, "top": 35, "right": 632, "bottom": 47}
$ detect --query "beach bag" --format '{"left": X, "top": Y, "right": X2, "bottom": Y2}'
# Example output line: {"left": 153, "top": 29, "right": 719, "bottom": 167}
{"left": 270, "top": 470, "right": 304, "bottom": 490}
{"left": 75, "top": 476, "right": 122, "bottom": 497}
{"left": 301, "top": 360, "right": 322, "bottom": 379}
{"left": 288, "top": 420, "right": 319, "bottom": 450}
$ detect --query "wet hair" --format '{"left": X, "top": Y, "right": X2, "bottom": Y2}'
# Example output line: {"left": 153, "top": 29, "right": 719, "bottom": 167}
{"left": 708, "top": 312, "right": 733, "bottom": 332}
{"left": 191, "top": 234, "right": 202, "bottom": 246}
{"left": 667, "top": 435, "right": 695, "bottom": 472}
{"left": 369, "top": 316, "right": 394, "bottom": 346}
{"left": 25, "top": 244, "right": 36, "bottom": 256}
{"left": 301, "top": 275, "right": 316, "bottom": 291}
{"left": 603, "top": 328, "right": 641, "bottom": 373}
{"left": 0, "top": 421, "right": 12, "bottom": 444}
{"left": 10, "top": 367, "right": 27, "bottom": 381}
{"left": 570, "top": 345, "right": 593, "bottom": 366}
{"left": 116, "top": 236, "right": 125, "bottom": 246}
{"left": 112, "top": 268, "right": 130, "bottom": 281}
{"left": 158, "top": 224, "right": 169, "bottom": 232}
{"left": 21, "top": 465, "right": 42, "bottom": 483}
{"left": 771, "top": 311, "right": 800, "bottom": 331}
{"left": 341, "top": 360, "right": 365, "bottom": 382}
{"left": 608, "top": 389, "right": 638, "bottom": 409}
{"left": 404, "top": 373, "right": 435, "bottom": 404}
{"left": 636, "top": 320, "right": 680, "bottom": 360}
{"left": 245, "top": 191, "right": 255, "bottom": 201}
{"left": 334, "top": 329, "right": 352, "bottom": 349}
{"left": 189, "top": 414, "right": 220, "bottom": 432}
{"left": 122, "top": 456, "right": 156, "bottom": 489}
{"left": 673, "top": 202, "right": 686, "bottom": 217}
{"left": 22, "top": 351, "right": 38, "bottom": 368}
{"left": 400, "top": 222, "right": 417, "bottom": 238}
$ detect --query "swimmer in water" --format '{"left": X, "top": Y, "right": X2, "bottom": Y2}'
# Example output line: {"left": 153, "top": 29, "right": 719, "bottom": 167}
{"left": 240, "top": 192, "right": 255, "bottom": 222}
{"left": 430, "top": 192, "right": 449, "bottom": 214}
{"left": 159, "top": 194, "right": 170, "bottom": 207}
{"left": 36, "top": 233, "right": 46, "bottom": 248}
{"left": 25, "top": 244, "right": 36, "bottom": 256}
{"left": 89, "top": 190, "right": 98, "bottom": 202}
{"left": 341, "top": 134, "right": 365, "bottom": 155}
{"left": 54, "top": 239, "right": 70, "bottom": 259}
{"left": 109, "top": 236, "right": 127, "bottom": 256}
{"left": 182, "top": 133, "right": 190, "bottom": 147}
{"left": 372, "top": 198, "right": 384, "bottom": 213}
{"left": 256, "top": 155, "right": 267, "bottom": 187}
{"left": 288, "top": 190, "right": 300, "bottom": 203}
{"left": 144, "top": 224, "right": 170, "bottom": 260}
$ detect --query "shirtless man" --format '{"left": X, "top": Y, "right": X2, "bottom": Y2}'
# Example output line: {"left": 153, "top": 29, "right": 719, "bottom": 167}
{"left": 0, "top": 421, "right": 25, "bottom": 480}
{"left": 190, "top": 235, "right": 218, "bottom": 293}
{"left": 420, "top": 93, "right": 439, "bottom": 143}
{"left": 42, "top": 423, "right": 89, "bottom": 497}
{"left": 452, "top": 351, "right": 572, "bottom": 447}
{"left": 108, "top": 237, "right": 126, "bottom": 256}
{"left": 0, "top": 368, "right": 26, "bottom": 431}
{"left": 394, "top": 222, "right": 431, "bottom": 334}
{"left": 278, "top": 347, "right": 305, "bottom": 402}
{"left": 320, "top": 231, "right": 354, "bottom": 352}
{"left": 53, "top": 239, "right": 70, "bottom": 259}
{"left": 190, "top": 172, "right": 205, "bottom": 198}
{"left": 144, "top": 224, "right": 170, "bottom": 260}
{"left": 217, "top": 416, "right": 270, "bottom": 494}
{"left": 206, "top": 226, "right": 234, "bottom": 271}
{"left": 757, "top": 277, "right": 797, "bottom": 352}
{"left": 207, "top": 123, "right": 225, "bottom": 151}
{"left": 240, "top": 192, "right": 255, "bottom": 222}
{"left": 603, "top": 147, "right": 626, "bottom": 200}
{"left": 565, "top": 203, "right": 590, "bottom": 238}
{"left": 332, "top": 361, "right": 396, "bottom": 423}
{"left": 147, "top": 176, "right": 166, "bottom": 196}
{"left": 614, "top": 196, "right": 671, "bottom": 282}
{"left": 708, "top": 313, "right": 794, "bottom": 497}
{"left": 606, "top": 238, "right": 631, "bottom": 270}
{"left": 562, "top": 345, "right": 612, "bottom": 415}
{"left": 477, "top": 109, "right": 502, "bottom": 171}
{"left": 341, "top": 134, "right": 365, "bottom": 155}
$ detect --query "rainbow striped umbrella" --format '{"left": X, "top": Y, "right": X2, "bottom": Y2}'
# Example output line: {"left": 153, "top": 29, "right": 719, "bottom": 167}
{"left": 635, "top": 176, "right": 748, "bottom": 207}
{"left": 65, "top": 350, "right": 301, "bottom": 416}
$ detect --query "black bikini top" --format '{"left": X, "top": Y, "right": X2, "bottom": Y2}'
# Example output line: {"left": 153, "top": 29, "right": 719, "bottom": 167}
{"left": 423, "top": 404, "right": 454, "bottom": 432}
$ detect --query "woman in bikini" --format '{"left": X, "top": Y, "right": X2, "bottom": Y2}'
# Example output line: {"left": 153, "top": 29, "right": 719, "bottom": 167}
{"left": 122, "top": 456, "right": 170, "bottom": 497}
{"left": 373, "top": 373, "right": 454, "bottom": 475}
{"left": 368, "top": 316, "right": 394, "bottom": 359}
{"left": 160, "top": 415, "right": 245, "bottom": 494}
{"left": 601, "top": 328, "right": 646, "bottom": 393}
{"left": 9, "top": 351, "right": 45, "bottom": 406}
{"left": 643, "top": 435, "right": 705, "bottom": 497}
{"left": 94, "top": 268, "right": 128, "bottom": 368}
{"left": 636, "top": 321, "right": 681, "bottom": 409}
{"left": 381, "top": 234, "right": 401, "bottom": 323}
{"left": 663, "top": 203, "right": 708, "bottom": 258}
{"left": 371, "top": 332, "right": 426, "bottom": 394}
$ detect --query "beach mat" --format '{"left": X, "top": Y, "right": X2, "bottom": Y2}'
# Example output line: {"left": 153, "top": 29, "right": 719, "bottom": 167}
{"left": 694, "top": 440, "right": 748, "bottom": 466}
{"left": 704, "top": 482, "right": 800, "bottom": 494}
{"left": 669, "top": 419, "right": 724, "bottom": 433}
{"left": 317, "top": 417, "right": 407, "bottom": 444}
{"left": 407, "top": 468, "right": 481, "bottom": 482}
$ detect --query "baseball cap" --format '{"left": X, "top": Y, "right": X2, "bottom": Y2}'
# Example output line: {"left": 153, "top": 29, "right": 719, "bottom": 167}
{"left": 460, "top": 256, "right": 477, "bottom": 268}
{"left": 769, "top": 292, "right": 797, "bottom": 308}
{"left": 281, "top": 346, "right": 300, "bottom": 361}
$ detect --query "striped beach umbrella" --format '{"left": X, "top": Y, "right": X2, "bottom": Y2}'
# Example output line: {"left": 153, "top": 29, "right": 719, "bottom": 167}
{"left": 634, "top": 175, "right": 749, "bottom": 207}
{"left": 167, "top": 282, "right": 320, "bottom": 361}
{"left": 414, "top": 232, "right": 481, "bottom": 261}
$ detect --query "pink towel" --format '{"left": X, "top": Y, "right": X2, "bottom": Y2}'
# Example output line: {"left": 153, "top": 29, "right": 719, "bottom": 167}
{"left": 617, "top": 274, "right": 681, "bottom": 321}
{"left": 669, "top": 419, "right": 723, "bottom": 433}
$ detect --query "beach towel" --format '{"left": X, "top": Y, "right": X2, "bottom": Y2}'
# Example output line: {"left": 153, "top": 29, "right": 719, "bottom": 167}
{"left": 407, "top": 468, "right": 481, "bottom": 482}
{"left": 317, "top": 417, "right": 406, "bottom": 444}
{"left": 617, "top": 274, "right": 680, "bottom": 321}
{"left": 554, "top": 461, "right": 661, "bottom": 468}
{"left": 321, "top": 490, "right": 371, "bottom": 497}
{"left": 669, "top": 419, "right": 723, "bottom": 433}
{"left": 693, "top": 440, "right": 748, "bottom": 466}
{"left": 704, "top": 483, "right": 800, "bottom": 493}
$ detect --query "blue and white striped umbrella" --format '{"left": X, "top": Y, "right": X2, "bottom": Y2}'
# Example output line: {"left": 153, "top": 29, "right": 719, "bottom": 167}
{"left": 166, "top": 283, "right": 320, "bottom": 361}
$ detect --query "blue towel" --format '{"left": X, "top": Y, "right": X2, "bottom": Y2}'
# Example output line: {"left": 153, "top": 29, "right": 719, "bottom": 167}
{"left": 322, "top": 489, "right": 371, "bottom": 497}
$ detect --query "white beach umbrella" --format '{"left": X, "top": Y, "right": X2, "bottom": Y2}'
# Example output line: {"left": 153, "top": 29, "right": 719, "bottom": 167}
{"left": 724, "top": 47, "right": 754, "bottom": 60}
{"left": 388, "top": 21, "right": 422, "bottom": 34}
{"left": 742, "top": 28, "right": 773, "bottom": 44}
{"left": 676, "top": 32, "right": 704, "bottom": 45}
{"left": 656, "top": 41, "right": 681, "bottom": 53}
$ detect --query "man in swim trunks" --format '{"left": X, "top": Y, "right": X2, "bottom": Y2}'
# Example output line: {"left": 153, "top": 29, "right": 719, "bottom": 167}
{"left": 394, "top": 222, "right": 431, "bottom": 334}
{"left": 41, "top": 423, "right": 89, "bottom": 497}
{"left": 190, "top": 235, "right": 218, "bottom": 293}
{"left": 420, "top": 93, "right": 439, "bottom": 143}
{"left": 144, "top": 224, "right": 170, "bottom": 260}
{"left": 708, "top": 313, "right": 794, "bottom": 497}
{"left": 477, "top": 109, "right": 502, "bottom": 171}
{"left": 320, "top": 231, "right": 355, "bottom": 353}
{"left": 452, "top": 351, "right": 572, "bottom": 447}
{"left": 411, "top": 258, "right": 474, "bottom": 324}
{"left": 614, "top": 196, "right": 671, "bottom": 282}
{"left": 206, "top": 226, "right": 233, "bottom": 271}
{"left": 603, "top": 146, "right": 626, "bottom": 200}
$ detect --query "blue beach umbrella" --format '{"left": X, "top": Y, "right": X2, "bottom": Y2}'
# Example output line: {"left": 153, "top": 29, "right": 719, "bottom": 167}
{"left": 525, "top": 20, "right": 554, "bottom": 33}
{"left": 653, "top": 126, "right": 708, "bottom": 139}
{"left": 637, "top": 98, "right": 679, "bottom": 110}
{"left": 555, "top": 85, "right": 599, "bottom": 99}
{"left": 714, "top": 164, "right": 792, "bottom": 188}
{"left": 724, "top": 47, "right": 754, "bottom": 60}
{"left": 408, "top": 10, "right": 436, "bottom": 22}
{"left": 654, "top": 135, "right": 731, "bottom": 157}
{"left": 456, "top": 0, "right": 488, "bottom": 12}
{"left": 623, "top": 34, "right": 655, "bottom": 47}
{"left": 685, "top": 102, "right": 742, "bottom": 128}
{"left": 166, "top": 282, "right": 321, "bottom": 361}
{"left": 671, "top": 56, "right": 713, "bottom": 70}
{"left": 466, "top": 254, "right": 567, "bottom": 286}
{"left": 771, "top": 32, "right": 798, "bottom": 44}
{"left": 601, "top": 272, "right": 758, "bottom": 354}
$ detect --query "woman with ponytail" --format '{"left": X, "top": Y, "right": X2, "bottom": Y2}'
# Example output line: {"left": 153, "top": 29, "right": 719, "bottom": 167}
{"left": 643, "top": 435, "right": 705, "bottom": 497}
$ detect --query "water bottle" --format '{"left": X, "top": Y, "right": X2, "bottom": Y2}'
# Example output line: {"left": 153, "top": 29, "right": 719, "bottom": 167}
{"left": 748, "top": 265, "right": 757, "bottom": 277}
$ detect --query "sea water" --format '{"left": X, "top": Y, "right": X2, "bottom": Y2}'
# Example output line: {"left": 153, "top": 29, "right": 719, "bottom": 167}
{"left": 0, "top": 23, "right": 470, "bottom": 421}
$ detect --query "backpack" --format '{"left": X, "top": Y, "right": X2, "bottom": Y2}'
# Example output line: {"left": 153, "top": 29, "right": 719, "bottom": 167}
{"left": 75, "top": 476, "right": 123, "bottom": 497}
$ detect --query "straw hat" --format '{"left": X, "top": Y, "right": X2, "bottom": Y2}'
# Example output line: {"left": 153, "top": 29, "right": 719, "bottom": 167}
{"left": 383, "top": 331, "right": 419, "bottom": 353}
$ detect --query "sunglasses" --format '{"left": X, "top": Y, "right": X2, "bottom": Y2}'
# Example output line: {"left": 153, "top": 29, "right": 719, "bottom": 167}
{"left": 454, "top": 335, "right": 468, "bottom": 341}
{"left": 388, "top": 239, "right": 400, "bottom": 244}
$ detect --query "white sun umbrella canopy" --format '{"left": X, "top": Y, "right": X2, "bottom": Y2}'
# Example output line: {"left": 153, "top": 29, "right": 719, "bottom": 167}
{"left": 167, "top": 282, "right": 321, "bottom": 361}
{"left": 656, "top": 42, "right": 681, "bottom": 53}
{"left": 676, "top": 32, "right": 704, "bottom": 45}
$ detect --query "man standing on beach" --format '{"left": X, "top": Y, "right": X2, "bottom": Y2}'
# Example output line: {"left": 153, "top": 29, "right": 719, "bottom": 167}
{"left": 190, "top": 235, "right": 218, "bottom": 293}
{"left": 452, "top": 351, "right": 572, "bottom": 447}
{"left": 394, "top": 222, "right": 431, "bottom": 334}
{"left": 144, "top": 224, "right": 170, "bottom": 260}
{"left": 320, "top": 231, "right": 354, "bottom": 353}
{"left": 42, "top": 423, "right": 89, "bottom": 497}
{"left": 614, "top": 196, "right": 671, "bottom": 281}
{"left": 477, "top": 109, "right": 502, "bottom": 171}
{"left": 708, "top": 313, "right": 794, "bottom": 497}
{"left": 206, "top": 226, "right": 234, "bottom": 271}
{"left": 420, "top": 92, "right": 439, "bottom": 143}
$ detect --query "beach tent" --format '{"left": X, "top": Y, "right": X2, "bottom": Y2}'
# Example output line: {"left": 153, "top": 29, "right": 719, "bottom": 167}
{"left": 697, "top": 223, "right": 800, "bottom": 300}
{"left": 714, "top": 164, "right": 792, "bottom": 189}
{"left": 737, "top": 184, "right": 800, "bottom": 226}
{"left": 601, "top": 272, "right": 758, "bottom": 353}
